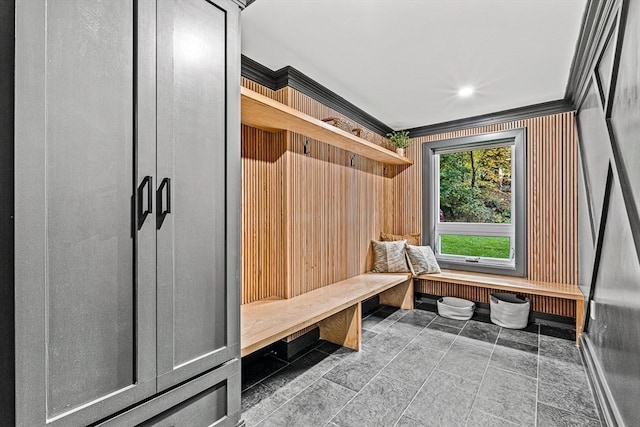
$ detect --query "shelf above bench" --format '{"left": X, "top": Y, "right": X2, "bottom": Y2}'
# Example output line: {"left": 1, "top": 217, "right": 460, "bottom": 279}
{"left": 241, "top": 87, "right": 413, "bottom": 166}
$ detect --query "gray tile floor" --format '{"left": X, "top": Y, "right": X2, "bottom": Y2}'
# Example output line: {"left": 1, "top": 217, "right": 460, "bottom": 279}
{"left": 241, "top": 304, "right": 601, "bottom": 427}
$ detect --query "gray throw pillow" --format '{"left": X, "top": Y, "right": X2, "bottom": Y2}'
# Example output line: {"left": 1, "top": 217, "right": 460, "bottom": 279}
{"left": 405, "top": 244, "right": 441, "bottom": 275}
{"left": 372, "top": 240, "right": 409, "bottom": 273}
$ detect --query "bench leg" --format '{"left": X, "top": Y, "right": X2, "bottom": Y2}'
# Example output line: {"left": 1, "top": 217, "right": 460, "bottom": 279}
{"left": 318, "top": 302, "right": 361, "bottom": 351}
{"left": 379, "top": 278, "right": 414, "bottom": 310}
{"left": 575, "top": 298, "right": 585, "bottom": 346}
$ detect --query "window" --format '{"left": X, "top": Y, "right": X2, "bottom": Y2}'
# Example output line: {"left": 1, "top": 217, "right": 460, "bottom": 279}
{"left": 423, "top": 129, "right": 526, "bottom": 276}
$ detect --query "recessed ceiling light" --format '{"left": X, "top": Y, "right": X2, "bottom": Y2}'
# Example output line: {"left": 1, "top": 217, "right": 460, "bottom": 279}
{"left": 458, "top": 86, "right": 474, "bottom": 97}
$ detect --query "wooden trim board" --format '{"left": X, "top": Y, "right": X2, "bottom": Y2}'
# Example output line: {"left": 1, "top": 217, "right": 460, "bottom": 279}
{"left": 241, "top": 273, "right": 412, "bottom": 356}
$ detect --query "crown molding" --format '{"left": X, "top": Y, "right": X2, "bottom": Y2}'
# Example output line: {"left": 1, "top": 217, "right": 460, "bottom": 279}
{"left": 404, "top": 99, "right": 574, "bottom": 138}
{"left": 241, "top": 55, "right": 393, "bottom": 136}
{"left": 242, "top": 56, "right": 575, "bottom": 138}
{"left": 230, "top": 0, "right": 247, "bottom": 9}
{"left": 240, "top": 55, "right": 278, "bottom": 90}
{"left": 565, "top": 0, "right": 619, "bottom": 106}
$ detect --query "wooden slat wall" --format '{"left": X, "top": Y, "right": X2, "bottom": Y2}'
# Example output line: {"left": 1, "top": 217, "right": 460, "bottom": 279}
{"left": 241, "top": 77, "right": 578, "bottom": 318}
{"left": 241, "top": 126, "right": 288, "bottom": 304}
{"left": 241, "top": 80, "right": 393, "bottom": 304}
{"left": 526, "top": 114, "right": 578, "bottom": 284}
{"left": 392, "top": 113, "right": 578, "bottom": 317}
{"left": 286, "top": 89, "right": 388, "bottom": 297}
{"left": 241, "top": 78, "right": 292, "bottom": 304}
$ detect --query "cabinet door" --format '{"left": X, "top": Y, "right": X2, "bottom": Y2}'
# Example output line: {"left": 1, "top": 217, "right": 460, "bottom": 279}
{"left": 156, "top": 0, "right": 240, "bottom": 390}
{"left": 14, "top": 1, "right": 157, "bottom": 425}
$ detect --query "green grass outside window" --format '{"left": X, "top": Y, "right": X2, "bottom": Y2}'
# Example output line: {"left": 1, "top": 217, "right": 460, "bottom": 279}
{"left": 440, "top": 234, "right": 510, "bottom": 259}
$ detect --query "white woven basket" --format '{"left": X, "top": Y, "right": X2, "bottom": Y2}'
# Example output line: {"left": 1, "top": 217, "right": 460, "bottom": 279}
{"left": 437, "top": 297, "right": 475, "bottom": 320}
{"left": 490, "top": 292, "right": 530, "bottom": 329}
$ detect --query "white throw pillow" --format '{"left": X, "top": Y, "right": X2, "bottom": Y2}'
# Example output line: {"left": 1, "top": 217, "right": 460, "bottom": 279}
{"left": 405, "top": 244, "right": 441, "bottom": 275}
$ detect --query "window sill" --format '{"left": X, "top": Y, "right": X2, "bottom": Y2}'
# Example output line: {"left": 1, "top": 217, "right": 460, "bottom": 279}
{"left": 436, "top": 259, "right": 525, "bottom": 278}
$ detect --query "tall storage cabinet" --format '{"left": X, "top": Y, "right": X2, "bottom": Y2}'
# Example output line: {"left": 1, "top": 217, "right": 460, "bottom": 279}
{"left": 9, "top": 0, "right": 243, "bottom": 425}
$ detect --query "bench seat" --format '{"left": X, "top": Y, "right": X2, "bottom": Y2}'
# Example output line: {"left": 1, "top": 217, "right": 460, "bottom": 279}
{"left": 415, "top": 269, "right": 584, "bottom": 344}
{"left": 241, "top": 272, "right": 413, "bottom": 357}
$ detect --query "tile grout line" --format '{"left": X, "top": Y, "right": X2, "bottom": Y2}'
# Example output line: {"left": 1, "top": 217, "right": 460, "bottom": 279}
{"left": 319, "top": 377, "right": 369, "bottom": 427}
{"left": 245, "top": 314, "right": 592, "bottom": 427}
{"left": 251, "top": 306, "right": 412, "bottom": 427}
{"left": 392, "top": 318, "right": 467, "bottom": 427}
{"left": 537, "top": 333, "right": 603, "bottom": 425}
{"left": 461, "top": 325, "right": 500, "bottom": 427}
{"left": 243, "top": 316, "right": 381, "bottom": 427}
{"left": 245, "top": 303, "right": 391, "bottom": 423}
{"left": 537, "top": 331, "right": 603, "bottom": 426}
{"left": 326, "top": 309, "right": 433, "bottom": 426}
{"left": 247, "top": 350, "right": 352, "bottom": 427}
{"left": 537, "top": 401, "right": 603, "bottom": 424}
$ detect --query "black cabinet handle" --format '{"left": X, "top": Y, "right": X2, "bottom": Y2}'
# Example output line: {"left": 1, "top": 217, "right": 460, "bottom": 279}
{"left": 157, "top": 177, "right": 171, "bottom": 229}
{"left": 159, "top": 178, "right": 171, "bottom": 215}
{"left": 137, "top": 175, "right": 152, "bottom": 230}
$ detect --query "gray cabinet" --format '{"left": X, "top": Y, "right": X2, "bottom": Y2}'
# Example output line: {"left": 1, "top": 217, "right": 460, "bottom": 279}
{"left": 155, "top": 0, "right": 238, "bottom": 392}
{"left": 11, "top": 0, "right": 241, "bottom": 426}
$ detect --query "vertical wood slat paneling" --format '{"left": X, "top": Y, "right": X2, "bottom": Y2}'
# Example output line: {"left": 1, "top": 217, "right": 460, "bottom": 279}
{"left": 241, "top": 125, "right": 288, "bottom": 304}
{"left": 241, "top": 80, "right": 392, "bottom": 304}
{"left": 241, "top": 77, "right": 578, "bottom": 317}
{"left": 283, "top": 89, "right": 389, "bottom": 298}
{"left": 392, "top": 112, "right": 578, "bottom": 287}
{"left": 240, "top": 77, "right": 274, "bottom": 98}
{"left": 393, "top": 113, "right": 577, "bottom": 317}
{"left": 240, "top": 82, "right": 291, "bottom": 304}
{"left": 241, "top": 79, "right": 289, "bottom": 304}
{"left": 286, "top": 128, "right": 385, "bottom": 296}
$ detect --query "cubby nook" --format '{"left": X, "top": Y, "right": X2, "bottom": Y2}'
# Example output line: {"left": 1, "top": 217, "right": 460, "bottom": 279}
{"left": 241, "top": 79, "right": 406, "bottom": 351}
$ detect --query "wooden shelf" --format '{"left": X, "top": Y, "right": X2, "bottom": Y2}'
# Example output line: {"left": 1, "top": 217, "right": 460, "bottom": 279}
{"left": 241, "top": 87, "right": 413, "bottom": 166}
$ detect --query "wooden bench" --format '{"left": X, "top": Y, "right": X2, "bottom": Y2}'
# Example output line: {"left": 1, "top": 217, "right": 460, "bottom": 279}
{"left": 241, "top": 273, "right": 413, "bottom": 357}
{"left": 415, "top": 269, "right": 585, "bottom": 344}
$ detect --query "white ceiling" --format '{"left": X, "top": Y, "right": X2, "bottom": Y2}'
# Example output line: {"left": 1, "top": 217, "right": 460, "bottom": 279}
{"left": 241, "top": 0, "right": 587, "bottom": 130}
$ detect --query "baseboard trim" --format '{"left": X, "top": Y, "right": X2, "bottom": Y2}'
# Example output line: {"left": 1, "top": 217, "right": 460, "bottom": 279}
{"left": 580, "top": 334, "right": 624, "bottom": 427}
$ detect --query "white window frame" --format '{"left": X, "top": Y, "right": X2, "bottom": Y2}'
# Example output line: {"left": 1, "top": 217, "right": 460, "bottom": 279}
{"left": 423, "top": 129, "right": 527, "bottom": 276}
